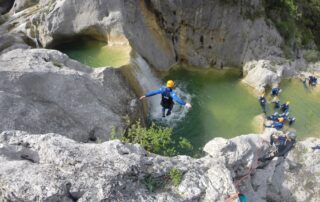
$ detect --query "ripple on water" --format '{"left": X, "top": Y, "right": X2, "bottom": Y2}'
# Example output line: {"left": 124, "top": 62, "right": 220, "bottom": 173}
{"left": 162, "top": 69, "right": 320, "bottom": 153}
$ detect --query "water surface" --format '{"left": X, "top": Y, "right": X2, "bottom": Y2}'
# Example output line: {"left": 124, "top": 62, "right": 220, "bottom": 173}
{"left": 275, "top": 79, "right": 320, "bottom": 137}
{"left": 56, "top": 41, "right": 320, "bottom": 153}
{"left": 56, "top": 39, "right": 131, "bottom": 67}
{"left": 163, "top": 69, "right": 320, "bottom": 152}
{"left": 163, "top": 68, "right": 260, "bottom": 151}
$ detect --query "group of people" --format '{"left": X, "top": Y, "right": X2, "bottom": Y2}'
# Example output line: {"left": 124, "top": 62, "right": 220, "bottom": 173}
{"left": 303, "top": 75, "right": 318, "bottom": 87}
{"left": 257, "top": 86, "right": 298, "bottom": 163}
{"left": 258, "top": 131, "right": 297, "bottom": 163}
{"left": 258, "top": 87, "right": 296, "bottom": 130}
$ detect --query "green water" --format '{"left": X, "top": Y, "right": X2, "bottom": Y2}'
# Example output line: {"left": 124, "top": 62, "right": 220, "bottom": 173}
{"left": 164, "top": 69, "right": 320, "bottom": 152}
{"left": 164, "top": 68, "right": 261, "bottom": 151}
{"left": 274, "top": 79, "right": 320, "bottom": 137}
{"left": 55, "top": 39, "right": 131, "bottom": 67}
{"left": 55, "top": 41, "right": 320, "bottom": 153}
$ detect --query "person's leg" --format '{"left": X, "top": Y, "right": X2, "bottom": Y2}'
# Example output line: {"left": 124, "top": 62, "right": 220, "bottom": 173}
{"left": 162, "top": 107, "right": 165, "bottom": 117}
{"left": 261, "top": 104, "right": 266, "bottom": 113}
{"left": 166, "top": 105, "right": 173, "bottom": 116}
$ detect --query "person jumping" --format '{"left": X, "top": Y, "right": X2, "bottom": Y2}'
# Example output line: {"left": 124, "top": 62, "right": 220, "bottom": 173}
{"left": 139, "top": 80, "right": 192, "bottom": 117}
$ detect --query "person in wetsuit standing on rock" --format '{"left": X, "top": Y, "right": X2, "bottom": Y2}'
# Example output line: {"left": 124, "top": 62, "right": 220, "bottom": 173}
{"left": 140, "top": 80, "right": 192, "bottom": 117}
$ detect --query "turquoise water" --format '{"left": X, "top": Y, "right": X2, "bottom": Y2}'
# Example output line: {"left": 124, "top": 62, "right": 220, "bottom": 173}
{"left": 56, "top": 41, "right": 320, "bottom": 153}
{"left": 163, "top": 68, "right": 261, "bottom": 151}
{"left": 55, "top": 39, "right": 131, "bottom": 67}
{"left": 163, "top": 69, "right": 320, "bottom": 152}
{"left": 274, "top": 79, "right": 320, "bottom": 137}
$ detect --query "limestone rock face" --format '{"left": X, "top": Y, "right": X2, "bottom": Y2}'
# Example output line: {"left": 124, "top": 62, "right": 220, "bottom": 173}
{"left": 0, "top": 130, "right": 235, "bottom": 202}
{"left": 0, "top": 31, "right": 31, "bottom": 54}
{"left": 121, "top": 0, "right": 283, "bottom": 70}
{"left": 0, "top": 49, "right": 143, "bottom": 142}
{"left": 35, "top": 0, "right": 124, "bottom": 47}
{"left": 1, "top": 0, "right": 283, "bottom": 70}
{"left": 1, "top": 130, "right": 319, "bottom": 201}
{"left": 10, "top": 0, "right": 39, "bottom": 13}
{"left": 268, "top": 138, "right": 320, "bottom": 202}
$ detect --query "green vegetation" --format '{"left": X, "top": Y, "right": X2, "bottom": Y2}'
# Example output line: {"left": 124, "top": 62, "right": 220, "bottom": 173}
{"left": 109, "top": 127, "right": 117, "bottom": 140}
{"left": 304, "top": 50, "right": 320, "bottom": 63}
{"left": 264, "top": 0, "right": 320, "bottom": 53}
{"left": 169, "top": 168, "right": 183, "bottom": 187}
{"left": 52, "top": 61, "right": 63, "bottom": 68}
{"left": 143, "top": 175, "right": 165, "bottom": 192}
{"left": 178, "top": 137, "right": 193, "bottom": 151}
{"left": 96, "top": 138, "right": 103, "bottom": 144}
{"left": 142, "top": 168, "right": 183, "bottom": 192}
{"left": 120, "top": 120, "right": 192, "bottom": 156}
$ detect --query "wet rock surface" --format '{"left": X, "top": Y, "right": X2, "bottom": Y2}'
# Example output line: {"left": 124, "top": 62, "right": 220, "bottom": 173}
{"left": 0, "top": 48, "right": 143, "bottom": 142}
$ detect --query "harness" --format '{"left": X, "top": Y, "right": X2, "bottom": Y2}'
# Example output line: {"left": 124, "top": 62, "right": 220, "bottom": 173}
{"left": 161, "top": 88, "right": 174, "bottom": 108}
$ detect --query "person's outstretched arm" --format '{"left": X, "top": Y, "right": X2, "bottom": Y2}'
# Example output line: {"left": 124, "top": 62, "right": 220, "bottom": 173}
{"left": 171, "top": 91, "right": 192, "bottom": 108}
{"left": 140, "top": 88, "right": 163, "bottom": 100}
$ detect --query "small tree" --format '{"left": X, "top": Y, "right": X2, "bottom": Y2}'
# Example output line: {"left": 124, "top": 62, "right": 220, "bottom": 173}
{"left": 120, "top": 120, "right": 192, "bottom": 156}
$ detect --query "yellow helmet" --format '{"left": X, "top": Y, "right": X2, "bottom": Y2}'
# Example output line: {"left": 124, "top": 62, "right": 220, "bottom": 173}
{"left": 286, "top": 101, "right": 290, "bottom": 105}
{"left": 278, "top": 117, "right": 284, "bottom": 122}
{"left": 166, "top": 80, "right": 175, "bottom": 88}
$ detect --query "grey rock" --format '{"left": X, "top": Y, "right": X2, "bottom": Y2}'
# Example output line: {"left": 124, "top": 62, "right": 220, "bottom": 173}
{"left": 35, "top": 0, "right": 125, "bottom": 47}
{"left": 0, "top": 129, "right": 319, "bottom": 201}
{"left": 0, "top": 28, "right": 31, "bottom": 54}
{"left": 1, "top": 0, "right": 318, "bottom": 80}
{"left": 10, "top": 0, "right": 39, "bottom": 13}
{"left": 121, "top": 0, "right": 283, "bottom": 70}
{"left": 0, "top": 0, "right": 14, "bottom": 14}
{"left": 0, "top": 130, "right": 228, "bottom": 201}
{"left": 243, "top": 60, "right": 282, "bottom": 91}
{"left": 268, "top": 138, "right": 320, "bottom": 202}
{"left": 0, "top": 0, "right": 284, "bottom": 70}
{"left": 0, "top": 49, "right": 143, "bottom": 142}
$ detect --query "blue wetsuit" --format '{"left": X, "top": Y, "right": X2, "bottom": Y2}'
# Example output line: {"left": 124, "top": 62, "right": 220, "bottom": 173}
{"left": 280, "top": 103, "right": 289, "bottom": 113}
{"left": 273, "top": 122, "right": 284, "bottom": 129}
{"left": 271, "top": 88, "right": 281, "bottom": 96}
{"left": 145, "top": 87, "right": 186, "bottom": 116}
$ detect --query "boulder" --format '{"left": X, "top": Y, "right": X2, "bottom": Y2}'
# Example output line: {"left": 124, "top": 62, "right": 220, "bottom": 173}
{"left": 10, "top": 0, "right": 39, "bottom": 13}
{"left": 242, "top": 60, "right": 282, "bottom": 92}
{"left": 0, "top": 129, "right": 319, "bottom": 201}
{"left": 0, "top": 48, "right": 143, "bottom": 142}
{"left": 0, "top": 130, "right": 233, "bottom": 201}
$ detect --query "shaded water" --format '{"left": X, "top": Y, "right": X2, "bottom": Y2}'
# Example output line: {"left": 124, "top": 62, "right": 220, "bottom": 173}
{"left": 55, "top": 39, "right": 131, "bottom": 67}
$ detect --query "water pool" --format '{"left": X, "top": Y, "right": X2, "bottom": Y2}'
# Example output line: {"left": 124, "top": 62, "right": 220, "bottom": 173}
{"left": 162, "top": 69, "right": 320, "bottom": 152}
{"left": 56, "top": 40, "right": 320, "bottom": 153}
{"left": 55, "top": 39, "right": 131, "bottom": 68}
